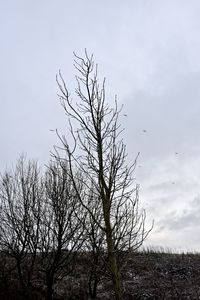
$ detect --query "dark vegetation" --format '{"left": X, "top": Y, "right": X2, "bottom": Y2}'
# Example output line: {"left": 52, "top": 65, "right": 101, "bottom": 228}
{"left": 0, "top": 249, "right": 200, "bottom": 299}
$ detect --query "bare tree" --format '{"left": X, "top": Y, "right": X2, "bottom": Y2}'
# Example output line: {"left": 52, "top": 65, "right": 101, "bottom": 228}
{"left": 0, "top": 156, "right": 88, "bottom": 299}
{"left": 54, "top": 51, "right": 152, "bottom": 299}
{"left": 38, "top": 161, "right": 86, "bottom": 300}
{"left": 0, "top": 156, "right": 42, "bottom": 290}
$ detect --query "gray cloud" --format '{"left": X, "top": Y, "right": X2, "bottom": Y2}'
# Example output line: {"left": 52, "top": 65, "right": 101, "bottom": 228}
{"left": 158, "top": 195, "right": 200, "bottom": 232}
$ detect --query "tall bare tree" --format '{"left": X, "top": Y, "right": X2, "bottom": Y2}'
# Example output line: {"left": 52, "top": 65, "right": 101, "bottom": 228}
{"left": 55, "top": 51, "right": 152, "bottom": 299}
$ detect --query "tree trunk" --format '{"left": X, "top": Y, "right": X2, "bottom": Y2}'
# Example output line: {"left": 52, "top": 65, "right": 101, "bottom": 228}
{"left": 89, "top": 273, "right": 98, "bottom": 299}
{"left": 16, "top": 259, "right": 25, "bottom": 288}
{"left": 104, "top": 213, "right": 123, "bottom": 300}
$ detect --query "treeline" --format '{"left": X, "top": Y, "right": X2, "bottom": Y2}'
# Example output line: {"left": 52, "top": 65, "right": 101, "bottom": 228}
{"left": 0, "top": 157, "right": 148, "bottom": 299}
{"left": 0, "top": 52, "right": 152, "bottom": 300}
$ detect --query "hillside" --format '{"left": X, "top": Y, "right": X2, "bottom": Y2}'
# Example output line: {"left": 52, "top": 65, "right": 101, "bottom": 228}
{"left": 1, "top": 250, "right": 200, "bottom": 299}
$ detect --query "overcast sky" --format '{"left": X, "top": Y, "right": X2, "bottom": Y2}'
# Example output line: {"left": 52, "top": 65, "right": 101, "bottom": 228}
{"left": 1, "top": 0, "right": 200, "bottom": 251}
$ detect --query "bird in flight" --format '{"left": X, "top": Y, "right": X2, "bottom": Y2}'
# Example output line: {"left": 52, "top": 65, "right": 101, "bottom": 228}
{"left": 123, "top": 114, "right": 127, "bottom": 117}
{"left": 142, "top": 129, "right": 147, "bottom": 133}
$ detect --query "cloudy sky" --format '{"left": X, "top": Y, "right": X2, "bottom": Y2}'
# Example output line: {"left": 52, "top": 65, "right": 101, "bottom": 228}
{"left": 1, "top": 0, "right": 200, "bottom": 251}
